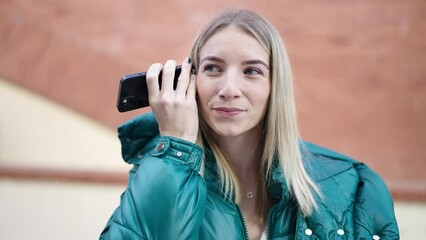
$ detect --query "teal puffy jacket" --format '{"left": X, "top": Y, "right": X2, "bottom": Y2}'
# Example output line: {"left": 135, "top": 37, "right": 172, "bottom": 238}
{"left": 100, "top": 112, "right": 399, "bottom": 239}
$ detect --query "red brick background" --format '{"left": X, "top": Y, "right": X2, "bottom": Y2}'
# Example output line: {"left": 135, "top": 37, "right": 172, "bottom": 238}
{"left": 0, "top": 0, "right": 425, "bottom": 200}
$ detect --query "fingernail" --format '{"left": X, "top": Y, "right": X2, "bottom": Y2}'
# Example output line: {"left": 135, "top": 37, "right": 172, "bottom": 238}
{"left": 186, "top": 57, "right": 192, "bottom": 63}
{"left": 191, "top": 65, "right": 196, "bottom": 75}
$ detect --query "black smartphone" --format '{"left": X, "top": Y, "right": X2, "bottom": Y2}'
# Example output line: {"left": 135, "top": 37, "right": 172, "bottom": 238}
{"left": 117, "top": 66, "right": 182, "bottom": 112}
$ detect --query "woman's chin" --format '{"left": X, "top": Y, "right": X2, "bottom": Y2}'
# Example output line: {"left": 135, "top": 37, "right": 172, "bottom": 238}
{"left": 211, "top": 126, "right": 242, "bottom": 138}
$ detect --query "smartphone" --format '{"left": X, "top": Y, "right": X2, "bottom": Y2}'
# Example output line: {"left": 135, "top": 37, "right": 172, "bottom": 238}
{"left": 117, "top": 66, "right": 182, "bottom": 112}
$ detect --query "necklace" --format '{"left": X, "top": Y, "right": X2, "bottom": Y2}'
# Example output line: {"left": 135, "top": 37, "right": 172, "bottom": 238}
{"left": 247, "top": 191, "right": 253, "bottom": 199}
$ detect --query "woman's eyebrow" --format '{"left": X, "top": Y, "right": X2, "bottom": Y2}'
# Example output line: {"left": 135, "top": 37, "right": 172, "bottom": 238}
{"left": 242, "top": 59, "right": 269, "bottom": 69}
{"left": 200, "top": 56, "right": 269, "bottom": 69}
{"left": 200, "top": 56, "right": 225, "bottom": 64}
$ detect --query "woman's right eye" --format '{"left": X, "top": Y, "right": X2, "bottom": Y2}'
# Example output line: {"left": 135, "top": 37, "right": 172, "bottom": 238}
{"left": 203, "top": 64, "right": 221, "bottom": 73}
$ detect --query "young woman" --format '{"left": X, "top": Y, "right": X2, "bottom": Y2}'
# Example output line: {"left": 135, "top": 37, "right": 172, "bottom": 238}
{"left": 100, "top": 10, "right": 399, "bottom": 239}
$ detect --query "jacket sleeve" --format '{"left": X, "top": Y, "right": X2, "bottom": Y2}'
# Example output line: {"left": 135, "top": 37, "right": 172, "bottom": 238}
{"left": 353, "top": 163, "right": 399, "bottom": 239}
{"left": 100, "top": 134, "right": 207, "bottom": 239}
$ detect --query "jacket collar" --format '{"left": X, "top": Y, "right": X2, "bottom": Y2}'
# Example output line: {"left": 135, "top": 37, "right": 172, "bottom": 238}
{"left": 301, "top": 142, "right": 355, "bottom": 184}
{"left": 203, "top": 143, "right": 356, "bottom": 204}
{"left": 203, "top": 147, "right": 290, "bottom": 202}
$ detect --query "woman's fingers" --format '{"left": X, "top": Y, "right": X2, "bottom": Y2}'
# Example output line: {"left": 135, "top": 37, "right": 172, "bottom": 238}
{"left": 146, "top": 63, "right": 162, "bottom": 101}
{"left": 145, "top": 58, "right": 198, "bottom": 143}
{"left": 146, "top": 58, "right": 195, "bottom": 104}
{"left": 186, "top": 70, "right": 197, "bottom": 100}
{"left": 161, "top": 60, "right": 177, "bottom": 92}
{"left": 175, "top": 57, "right": 192, "bottom": 96}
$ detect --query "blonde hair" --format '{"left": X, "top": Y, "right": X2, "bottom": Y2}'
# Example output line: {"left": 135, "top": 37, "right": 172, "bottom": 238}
{"left": 191, "top": 9, "right": 320, "bottom": 217}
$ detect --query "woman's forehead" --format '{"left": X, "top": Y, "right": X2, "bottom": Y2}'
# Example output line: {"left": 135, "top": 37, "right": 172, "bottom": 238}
{"left": 199, "top": 27, "right": 269, "bottom": 63}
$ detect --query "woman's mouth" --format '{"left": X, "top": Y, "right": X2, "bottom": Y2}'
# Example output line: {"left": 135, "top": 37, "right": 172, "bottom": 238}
{"left": 213, "top": 107, "right": 245, "bottom": 117}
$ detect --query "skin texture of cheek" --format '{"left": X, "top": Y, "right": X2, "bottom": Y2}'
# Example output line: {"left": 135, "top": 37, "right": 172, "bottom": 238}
{"left": 196, "top": 74, "right": 271, "bottom": 138}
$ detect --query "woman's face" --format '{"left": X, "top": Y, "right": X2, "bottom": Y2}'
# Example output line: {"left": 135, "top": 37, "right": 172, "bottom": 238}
{"left": 196, "top": 26, "right": 271, "bottom": 139}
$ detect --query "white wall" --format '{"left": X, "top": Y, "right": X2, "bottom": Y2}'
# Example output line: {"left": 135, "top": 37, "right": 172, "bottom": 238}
{"left": 0, "top": 78, "right": 129, "bottom": 239}
{"left": 0, "top": 79, "right": 128, "bottom": 172}
{"left": 0, "top": 179, "right": 125, "bottom": 240}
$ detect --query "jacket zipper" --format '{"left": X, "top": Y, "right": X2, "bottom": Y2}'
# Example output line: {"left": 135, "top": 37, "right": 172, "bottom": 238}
{"left": 237, "top": 199, "right": 282, "bottom": 240}
{"left": 266, "top": 202, "right": 280, "bottom": 240}
{"left": 266, "top": 206, "right": 273, "bottom": 240}
{"left": 266, "top": 190, "right": 287, "bottom": 240}
{"left": 236, "top": 205, "right": 250, "bottom": 240}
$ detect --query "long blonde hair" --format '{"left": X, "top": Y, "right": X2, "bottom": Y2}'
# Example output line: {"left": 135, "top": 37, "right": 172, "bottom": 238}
{"left": 191, "top": 9, "right": 320, "bottom": 217}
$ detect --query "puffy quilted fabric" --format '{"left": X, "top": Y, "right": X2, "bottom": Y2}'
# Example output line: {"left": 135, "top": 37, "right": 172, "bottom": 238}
{"left": 100, "top": 112, "right": 399, "bottom": 239}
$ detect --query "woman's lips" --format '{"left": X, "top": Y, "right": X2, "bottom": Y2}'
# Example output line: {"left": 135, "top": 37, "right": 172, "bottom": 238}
{"left": 213, "top": 107, "right": 245, "bottom": 117}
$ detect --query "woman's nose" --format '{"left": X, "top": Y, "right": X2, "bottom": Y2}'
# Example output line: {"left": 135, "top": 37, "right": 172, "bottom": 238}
{"left": 218, "top": 71, "right": 242, "bottom": 100}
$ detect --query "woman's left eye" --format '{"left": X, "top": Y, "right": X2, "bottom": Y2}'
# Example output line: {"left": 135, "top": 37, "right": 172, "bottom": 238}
{"left": 244, "top": 68, "right": 262, "bottom": 76}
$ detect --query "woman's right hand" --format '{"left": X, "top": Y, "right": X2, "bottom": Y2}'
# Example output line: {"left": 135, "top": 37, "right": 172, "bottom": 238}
{"left": 146, "top": 58, "right": 198, "bottom": 143}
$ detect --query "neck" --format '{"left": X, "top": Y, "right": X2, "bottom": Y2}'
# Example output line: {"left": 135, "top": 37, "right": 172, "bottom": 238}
{"left": 213, "top": 128, "right": 263, "bottom": 184}
{"left": 212, "top": 127, "right": 268, "bottom": 228}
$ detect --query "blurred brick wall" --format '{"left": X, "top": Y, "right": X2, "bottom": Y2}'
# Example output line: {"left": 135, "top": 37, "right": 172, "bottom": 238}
{"left": 0, "top": 0, "right": 425, "bottom": 199}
